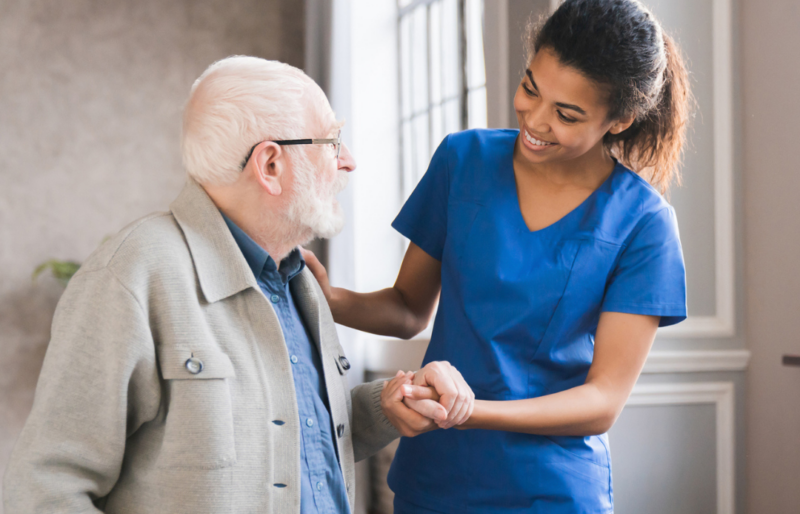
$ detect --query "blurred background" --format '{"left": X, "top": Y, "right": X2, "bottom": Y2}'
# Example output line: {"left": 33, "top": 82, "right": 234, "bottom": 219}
{"left": 1, "top": 0, "right": 798, "bottom": 513}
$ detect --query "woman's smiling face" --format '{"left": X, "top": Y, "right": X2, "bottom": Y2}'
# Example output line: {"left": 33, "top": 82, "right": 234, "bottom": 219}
{"left": 513, "top": 48, "right": 632, "bottom": 166}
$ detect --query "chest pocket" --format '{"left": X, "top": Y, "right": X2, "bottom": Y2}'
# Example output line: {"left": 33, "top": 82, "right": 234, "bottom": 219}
{"left": 158, "top": 345, "right": 237, "bottom": 469}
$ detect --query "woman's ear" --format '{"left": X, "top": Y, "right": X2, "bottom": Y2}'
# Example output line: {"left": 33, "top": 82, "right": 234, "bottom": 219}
{"left": 608, "top": 114, "right": 636, "bottom": 135}
{"left": 248, "top": 141, "right": 285, "bottom": 196}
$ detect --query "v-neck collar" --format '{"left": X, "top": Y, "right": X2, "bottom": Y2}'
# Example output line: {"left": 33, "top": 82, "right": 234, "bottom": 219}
{"left": 506, "top": 133, "right": 622, "bottom": 235}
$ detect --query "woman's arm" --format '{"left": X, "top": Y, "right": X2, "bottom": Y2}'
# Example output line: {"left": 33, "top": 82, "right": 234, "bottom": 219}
{"left": 405, "top": 311, "right": 659, "bottom": 436}
{"left": 302, "top": 242, "right": 441, "bottom": 340}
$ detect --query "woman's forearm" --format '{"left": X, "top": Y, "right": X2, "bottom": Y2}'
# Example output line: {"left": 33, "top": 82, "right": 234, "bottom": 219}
{"left": 329, "top": 286, "right": 431, "bottom": 339}
{"left": 460, "top": 383, "right": 621, "bottom": 436}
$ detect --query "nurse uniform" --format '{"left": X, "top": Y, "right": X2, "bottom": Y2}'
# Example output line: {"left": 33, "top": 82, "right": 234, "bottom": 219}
{"left": 388, "top": 129, "right": 687, "bottom": 514}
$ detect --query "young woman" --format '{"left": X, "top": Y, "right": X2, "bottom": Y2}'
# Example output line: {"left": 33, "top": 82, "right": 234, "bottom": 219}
{"left": 305, "top": 0, "right": 691, "bottom": 511}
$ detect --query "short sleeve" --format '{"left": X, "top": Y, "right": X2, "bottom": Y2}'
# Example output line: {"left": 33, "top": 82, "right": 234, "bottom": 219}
{"left": 601, "top": 206, "right": 687, "bottom": 327}
{"left": 391, "top": 136, "right": 451, "bottom": 261}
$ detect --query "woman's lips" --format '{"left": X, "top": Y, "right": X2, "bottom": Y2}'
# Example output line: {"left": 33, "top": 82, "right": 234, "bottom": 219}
{"left": 523, "top": 129, "right": 557, "bottom": 152}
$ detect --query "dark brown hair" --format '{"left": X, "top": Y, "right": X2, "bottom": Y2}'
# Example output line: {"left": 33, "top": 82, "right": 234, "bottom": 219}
{"left": 527, "top": 0, "right": 693, "bottom": 193}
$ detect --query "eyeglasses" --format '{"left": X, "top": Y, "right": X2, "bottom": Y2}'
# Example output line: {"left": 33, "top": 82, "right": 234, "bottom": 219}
{"left": 240, "top": 130, "right": 341, "bottom": 170}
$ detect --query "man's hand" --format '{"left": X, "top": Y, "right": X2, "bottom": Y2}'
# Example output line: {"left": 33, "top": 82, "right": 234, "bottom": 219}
{"left": 403, "top": 361, "right": 474, "bottom": 429}
{"left": 381, "top": 371, "right": 445, "bottom": 437}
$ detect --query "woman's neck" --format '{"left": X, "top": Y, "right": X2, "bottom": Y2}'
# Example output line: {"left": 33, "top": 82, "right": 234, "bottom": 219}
{"left": 514, "top": 139, "right": 616, "bottom": 192}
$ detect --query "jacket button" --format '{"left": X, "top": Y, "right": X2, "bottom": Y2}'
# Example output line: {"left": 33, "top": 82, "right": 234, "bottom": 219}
{"left": 337, "top": 424, "right": 345, "bottom": 438}
{"left": 185, "top": 357, "right": 204, "bottom": 374}
{"left": 338, "top": 355, "right": 351, "bottom": 371}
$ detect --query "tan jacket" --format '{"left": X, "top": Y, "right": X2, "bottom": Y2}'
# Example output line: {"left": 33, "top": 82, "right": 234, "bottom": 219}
{"left": 4, "top": 179, "right": 399, "bottom": 513}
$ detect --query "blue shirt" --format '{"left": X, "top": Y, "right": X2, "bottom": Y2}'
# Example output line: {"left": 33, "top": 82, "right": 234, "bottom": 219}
{"left": 222, "top": 214, "right": 349, "bottom": 514}
{"left": 387, "top": 129, "right": 687, "bottom": 514}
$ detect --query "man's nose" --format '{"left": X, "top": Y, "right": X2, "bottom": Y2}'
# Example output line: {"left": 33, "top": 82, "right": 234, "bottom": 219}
{"left": 338, "top": 143, "right": 356, "bottom": 173}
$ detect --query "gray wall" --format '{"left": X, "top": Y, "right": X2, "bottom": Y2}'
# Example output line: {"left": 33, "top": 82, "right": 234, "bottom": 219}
{"left": 0, "top": 0, "right": 304, "bottom": 508}
{"left": 741, "top": 1, "right": 800, "bottom": 512}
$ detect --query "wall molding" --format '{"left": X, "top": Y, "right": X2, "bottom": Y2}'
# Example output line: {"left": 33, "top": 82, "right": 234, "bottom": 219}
{"left": 642, "top": 349, "right": 750, "bottom": 374}
{"left": 626, "top": 382, "right": 736, "bottom": 514}
{"left": 656, "top": 0, "right": 736, "bottom": 339}
{"left": 364, "top": 337, "right": 750, "bottom": 375}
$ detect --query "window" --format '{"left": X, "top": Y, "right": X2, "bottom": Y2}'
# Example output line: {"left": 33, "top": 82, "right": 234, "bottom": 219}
{"left": 398, "top": 0, "right": 487, "bottom": 199}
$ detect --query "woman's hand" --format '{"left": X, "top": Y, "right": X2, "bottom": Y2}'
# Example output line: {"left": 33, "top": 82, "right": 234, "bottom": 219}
{"left": 381, "top": 371, "right": 443, "bottom": 437}
{"left": 300, "top": 247, "right": 333, "bottom": 302}
{"left": 402, "top": 362, "right": 475, "bottom": 429}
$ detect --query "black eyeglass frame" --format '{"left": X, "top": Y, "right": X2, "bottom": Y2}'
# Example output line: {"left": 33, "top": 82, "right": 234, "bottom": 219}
{"left": 240, "top": 131, "right": 341, "bottom": 170}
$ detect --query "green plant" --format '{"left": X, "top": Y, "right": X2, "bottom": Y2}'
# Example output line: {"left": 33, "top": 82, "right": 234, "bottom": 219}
{"left": 32, "top": 260, "right": 81, "bottom": 287}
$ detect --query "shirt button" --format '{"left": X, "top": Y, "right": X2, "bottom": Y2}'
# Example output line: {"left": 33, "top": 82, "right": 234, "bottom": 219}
{"left": 184, "top": 357, "right": 204, "bottom": 374}
{"left": 316, "top": 481, "right": 324, "bottom": 491}
{"left": 290, "top": 355, "right": 298, "bottom": 364}
{"left": 306, "top": 418, "right": 314, "bottom": 427}
{"left": 270, "top": 294, "right": 280, "bottom": 303}
{"left": 337, "top": 424, "right": 345, "bottom": 438}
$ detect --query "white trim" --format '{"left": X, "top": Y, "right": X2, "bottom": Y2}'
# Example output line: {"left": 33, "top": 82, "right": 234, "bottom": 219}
{"left": 642, "top": 350, "right": 750, "bottom": 374}
{"left": 626, "top": 382, "right": 736, "bottom": 514}
{"left": 363, "top": 337, "right": 750, "bottom": 375}
{"left": 659, "top": 0, "right": 735, "bottom": 339}
{"left": 484, "top": 0, "right": 509, "bottom": 128}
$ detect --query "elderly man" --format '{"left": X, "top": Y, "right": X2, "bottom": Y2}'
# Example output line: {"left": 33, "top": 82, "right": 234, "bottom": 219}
{"left": 4, "top": 57, "right": 472, "bottom": 513}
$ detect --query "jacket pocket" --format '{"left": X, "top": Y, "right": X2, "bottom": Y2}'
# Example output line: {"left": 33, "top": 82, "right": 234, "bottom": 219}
{"left": 157, "top": 345, "right": 237, "bottom": 469}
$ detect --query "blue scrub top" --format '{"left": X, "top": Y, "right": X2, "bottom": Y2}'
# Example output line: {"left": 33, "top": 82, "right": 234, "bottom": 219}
{"left": 388, "top": 129, "right": 687, "bottom": 514}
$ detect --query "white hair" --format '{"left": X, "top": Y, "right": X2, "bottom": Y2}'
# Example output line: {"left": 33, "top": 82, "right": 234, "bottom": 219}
{"left": 181, "top": 56, "right": 329, "bottom": 185}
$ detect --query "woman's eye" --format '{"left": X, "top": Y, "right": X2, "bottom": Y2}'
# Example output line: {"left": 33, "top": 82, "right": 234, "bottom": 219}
{"left": 557, "top": 111, "right": 577, "bottom": 123}
{"left": 522, "top": 84, "right": 537, "bottom": 96}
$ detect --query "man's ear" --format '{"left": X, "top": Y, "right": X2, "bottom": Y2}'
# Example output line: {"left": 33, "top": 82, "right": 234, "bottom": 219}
{"left": 608, "top": 113, "right": 636, "bottom": 135}
{"left": 249, "top": 141, "right": 285, "bottom": 196}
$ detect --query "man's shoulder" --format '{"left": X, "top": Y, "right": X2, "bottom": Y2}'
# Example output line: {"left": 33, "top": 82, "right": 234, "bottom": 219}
{"left": 77, "top": 211, "right": 194, "bottom": 290}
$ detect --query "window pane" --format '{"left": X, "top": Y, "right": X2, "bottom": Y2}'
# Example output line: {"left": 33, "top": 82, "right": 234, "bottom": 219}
{"left": 440, "top": 0, "right": 460, "bottom": 102}
{"left": 466, "top": 0, "right": 486, "bottom": 89}
{"left": 429, "top": 2, "right": 443, "bottom": 106}
{"left": 430, "top": 104, "right": 444, "bottom": 151}
{"left": 412, "top": 113, "right": 430, "bottom": 191}
{"left": 398, "top": 0, "right": 415, "bottom": 8}
{"left": 400, "top": 15, "right": 413, "bottom": 120}
{"left": 402, "top": 120, "right": 414, "bottom": 196}
{"left": 411, "top": 7, "right": 429, "bottom": 115}
{"left": 468, "top": 86, "right": 487, "bottom": 129}
{"left": 443, "top": 97, "right": 460, "bottom": 135}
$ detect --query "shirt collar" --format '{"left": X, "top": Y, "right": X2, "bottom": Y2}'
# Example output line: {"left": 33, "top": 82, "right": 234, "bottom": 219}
{"left": 170, "top": 179, "right": 256, "bottom": 303}
{"left": 220, "top": 212, "right": 306, "bottom": 285}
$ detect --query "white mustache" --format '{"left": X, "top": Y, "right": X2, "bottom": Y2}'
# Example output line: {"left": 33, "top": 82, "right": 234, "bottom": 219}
{"left": 332, "top": 170, "right": 350, "bottom": 195}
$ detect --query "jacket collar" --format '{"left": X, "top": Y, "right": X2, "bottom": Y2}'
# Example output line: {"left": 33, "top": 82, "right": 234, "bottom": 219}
{"left": 170, "top": 178, "right": 258, "bottom": 303}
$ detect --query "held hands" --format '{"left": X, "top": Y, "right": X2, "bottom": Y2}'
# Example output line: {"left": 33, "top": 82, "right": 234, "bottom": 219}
{"left": 380, "top": 362, "right": 475, "bottom": 437}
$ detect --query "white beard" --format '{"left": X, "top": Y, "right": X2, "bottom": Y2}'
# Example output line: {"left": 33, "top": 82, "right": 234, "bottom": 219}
{"left": 285, "top": 153, "right": 349, "bottom": 241}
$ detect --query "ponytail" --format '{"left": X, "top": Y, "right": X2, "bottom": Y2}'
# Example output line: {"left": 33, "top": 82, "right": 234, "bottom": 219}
{"left": 606, "top": 34, "right": 692, "bottom": 194}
